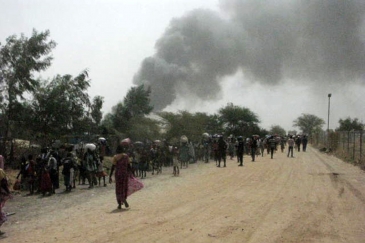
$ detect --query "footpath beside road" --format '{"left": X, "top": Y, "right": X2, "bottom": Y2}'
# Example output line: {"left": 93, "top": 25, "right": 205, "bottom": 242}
{"left": 4, "top": 145, "right": 365, "bottom": 243}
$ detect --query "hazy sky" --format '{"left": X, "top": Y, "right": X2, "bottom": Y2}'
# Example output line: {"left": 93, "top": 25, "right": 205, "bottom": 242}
{"left": 1, "top": 0, "right": 364, "bottom": 132}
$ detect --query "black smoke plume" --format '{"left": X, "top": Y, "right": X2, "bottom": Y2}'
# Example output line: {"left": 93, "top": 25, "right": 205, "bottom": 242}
{"left": 133, "top": 0, "right": 365, "bottom": 111}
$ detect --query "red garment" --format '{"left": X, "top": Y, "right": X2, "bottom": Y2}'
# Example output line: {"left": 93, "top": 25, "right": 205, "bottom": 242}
{"left": 115, "top": 154, "right": 129, "bottom": 204}
{"left": 27, "top": 160, "right": 36, "bottom": 183}
{"left": 40, "top": 169, "right": 52, "bottom": 192}
{"left": 27, "top": 160, "right": 35, "bottom": 175}
{"left": 127, "top": 176, "right": 144, "bottom": 196}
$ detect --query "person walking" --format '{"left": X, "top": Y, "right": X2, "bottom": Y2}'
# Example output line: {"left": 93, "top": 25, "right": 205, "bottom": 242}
{"left": 236, "top": 137, "right": 244, "bottom": 166}
{"left": 280, "top": 137, "right": 286, "bottom": 153}
{"left": 287, "top": 136, "right": 295, "bottom": 158}
{"left": 212, "top": 138, "right": 219, "bottom": 165}
{"left": 47, "top": 152, "right": 59, "bottom": 194}
{"left": 178, "top": 141, "right": 190, "bottom": 169}
{"left": 84, "top": 148, "right": 98, "bottom": 188}
{"left": 172, "top": 148, "right": 180, "bottom": 176}
{"left": 26, "top": 155, "right": 36, "bottom": 195}
{"left": 268, "top": 136, "right": 277, "bottom": 159}
{"left": 0, "top": 168, "right": 13, "bottom": 235}
{"left": 295, "top": 136, "right": 302, "bottom": 152}
{"left": 258, "top": 138, "right": 265, "bottom": 157}
{"left": 266, "top": 138, "right": 270, "bottom": 155}
{"left": 39, "top": 158, "right": 53, "bottom": 196}
{"left": 61, "top": 153, "right": 75, "bottom": 192}
{"left": 228, "top": 138, "right": 235, "bottom": 160}
{"left": 250, "top": 136, "right": 258, "bottom": 162}
{"left": 302, "top": 135, "right": 308, "bottom": 152}
{"left": 202, "top": 138, "right": 211, "bottom": 163}
{"left": 217, "top": 136, "right": 227, "bottom": 167}
{"left": 109, "top": 144, "right": 131, "bottom": 209}
{"left": 16, "top": 156, "right": 28, "bottom": 191}
{"left": 96, "top": 156, "right": 107, "bottom": 187}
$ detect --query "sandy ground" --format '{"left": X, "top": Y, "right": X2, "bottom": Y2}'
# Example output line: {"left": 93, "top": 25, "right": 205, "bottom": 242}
{"left": 3, "top": 145, "right": 365, "bottom": 243}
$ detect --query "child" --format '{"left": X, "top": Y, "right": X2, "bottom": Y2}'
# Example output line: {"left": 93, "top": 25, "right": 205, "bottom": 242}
{"left": 96, "top": 156, "right": 107, "bottom": 187}
{"left": 139, "top": 150, "right": 148, "bottom": 179}
{"left": 26, "top": 155, "right": 36, "bottom": 195}
{"left": 131, "top": 149, "right": 140, "bottom": 177}
{"left": 61, "top": 153, "right": 75, "bottom": 192}
{"left": 173, "top": 148, "right": 179, "bottom": 176}
{"left": 70, "top": 153, "right": 79, "bottom": 189}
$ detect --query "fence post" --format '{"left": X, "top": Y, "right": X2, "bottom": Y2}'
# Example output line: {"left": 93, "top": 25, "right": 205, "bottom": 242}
{"left": 360, "top": 130, "right": 363, "bottom": 165}
{"left": 353, "top": 131, "right": 356, "bottom": 161}
{"left": 347, "top": 131, "right": 350, "bottom": 155}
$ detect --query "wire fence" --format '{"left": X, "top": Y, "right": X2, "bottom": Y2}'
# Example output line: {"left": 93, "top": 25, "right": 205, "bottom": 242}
{"left": 311, "top": 130, "right": 364, "bottom": 168}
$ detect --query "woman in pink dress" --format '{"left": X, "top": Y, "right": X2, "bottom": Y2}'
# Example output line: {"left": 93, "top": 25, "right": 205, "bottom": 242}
{"left": 109, "top": 145, "right": 130, "bottom": 209}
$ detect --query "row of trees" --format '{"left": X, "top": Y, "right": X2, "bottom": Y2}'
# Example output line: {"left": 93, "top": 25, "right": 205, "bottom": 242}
{"left": 0, "top": 30, "right": 103, "bottom": 159}
{"left": 1, "top": 29, "right": 363, "bottom": 162}
{"left": 100, "top": 99, "right": 329, "bottom": 144}
{"left": 101, "top": 101, "right": 265, "bottom": 144}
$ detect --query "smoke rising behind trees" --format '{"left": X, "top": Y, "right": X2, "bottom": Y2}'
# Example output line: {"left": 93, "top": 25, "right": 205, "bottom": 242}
{"left": 133, "top": 0, "right": 365, "bottom": 111}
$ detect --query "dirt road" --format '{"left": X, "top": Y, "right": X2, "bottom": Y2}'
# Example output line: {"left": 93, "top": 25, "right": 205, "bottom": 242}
{"left": 3, "top": 145, "right": 365, "bottom": 243}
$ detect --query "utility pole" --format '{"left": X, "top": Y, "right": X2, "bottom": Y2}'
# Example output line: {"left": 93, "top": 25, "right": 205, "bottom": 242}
{"left": 327, "top": 93, "right": 332, "bottom": 150}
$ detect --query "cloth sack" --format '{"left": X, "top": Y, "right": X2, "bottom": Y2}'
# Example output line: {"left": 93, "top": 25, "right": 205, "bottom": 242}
{"left": 13, "top": 179, "right": 21, "bottom": 191}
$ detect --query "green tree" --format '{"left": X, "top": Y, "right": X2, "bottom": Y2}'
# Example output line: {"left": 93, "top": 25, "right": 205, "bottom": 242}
{"left": 158, "top": 111, "right": 186, "bottom": 142}
{"left": 0, "top": 29, "right": 56, "bottom": 155}
{"left": 293, "top": 113, "right": 325, "bottom": 136}
{"left": 102, "top": 84, "right": 154, "bottom": 136}
{"left": 258, "top": 128, "right": 270, "bottom": 138}
{"left": 127, "top": 116, "right": 161, "bottom": 141}
{"left": 269, "top": 125, "right": 286, "bottom": 136}
{"left": 123, "top": 84, "right": 153, "bottom": 119}
{"left": 100, "top": 113, "right": 114, "bottom": 136}
{"left": 159, "top": 111, "right": 213, "bottom": 143}
{"left": 29, "top": 70, "right": 91, "bottom": 145}
{"left": 218, "top": 103, "right": 260, "bottom": 137}
{"left": 105, "top": 101, "right": 136, "bottom": 135}
{"left": 195, "top": 112, "right": 217, "bottom": 136}
{"left": 205, "top": 114, "right": 223, "bottom": 136}
{"left": 337, "top": 117, "right": 364, "bottom": 131}
{"left": 288, "top": 130, "right": 297, "bottom": 136}
{"left": 90, "top": 96, "right": 104, "bottom": 133}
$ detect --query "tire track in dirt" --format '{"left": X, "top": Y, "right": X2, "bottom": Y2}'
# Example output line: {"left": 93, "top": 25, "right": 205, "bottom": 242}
{"left": 270, "top": 146, "right": 365, "bottom": 243}
{"left": 311, "top": 148, "right": 365, "bottom": 204}
{"left": 268, "top": 148, "right": 341, "bottom": 242}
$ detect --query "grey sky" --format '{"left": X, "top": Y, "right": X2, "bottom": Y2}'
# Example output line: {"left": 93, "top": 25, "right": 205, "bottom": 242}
{"left": 1, "top": 0, "right": 364, "bottom": 132}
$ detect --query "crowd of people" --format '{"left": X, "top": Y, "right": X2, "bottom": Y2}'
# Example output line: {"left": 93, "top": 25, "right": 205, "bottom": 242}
{"left": 0, "top": 132, "right": 309, "bottom": 235}
{"left": 198, "top": 133, "right": 308, "bottom": 165}
{"left": 12, "top": 133, "right": 309, "bottom": 196}
{"left": 8, "top": 133, "right": 309, "bottom": 195}
{"left": 13, "top": 145, "right": 111, "bottom": 196}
